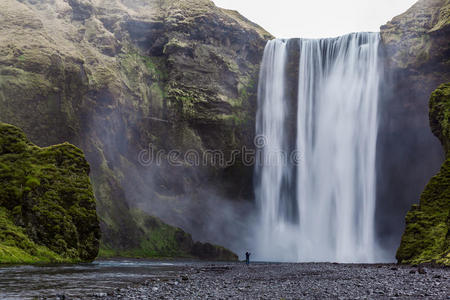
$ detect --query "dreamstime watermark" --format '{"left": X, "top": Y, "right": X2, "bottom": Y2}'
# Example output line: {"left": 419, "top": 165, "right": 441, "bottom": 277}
{"left": 137, "top": 135, "right": 302, "bottom": 167}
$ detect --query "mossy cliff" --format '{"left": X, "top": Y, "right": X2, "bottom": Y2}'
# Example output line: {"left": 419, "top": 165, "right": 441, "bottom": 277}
{"left": 396, "top": 83, "right": 450, "bottom": 266}
{"left": 0, "top": 122, "right": 100, "bottom": 263}
{"left": 377, "top": 0, "right": 450, "bottom": 253}
{"left": 0, "top": 121, "right": 236, "bottom": 264}
{"left": 99, "top": 209, "right": 237, "bottom": 261}
{"left": 381, "top": 0, "right": 450, "bottom": 72}
{"left": 0, "top": 0, "right": 270, "bottom": 259}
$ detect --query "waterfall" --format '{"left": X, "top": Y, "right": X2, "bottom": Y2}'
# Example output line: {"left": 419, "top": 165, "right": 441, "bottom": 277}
{"left": 255, "top": 33, "right": 381, "bottom": 263}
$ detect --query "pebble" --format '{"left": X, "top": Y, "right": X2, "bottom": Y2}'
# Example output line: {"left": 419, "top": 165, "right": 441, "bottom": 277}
{"left": 418, "top": 266, "right": 427, "bottom": 274}
{"left": 106, "top": 263, "right": 449, "bottom": 300}
{"left": 93, "top": 292, "right": 107, "bottom": 297}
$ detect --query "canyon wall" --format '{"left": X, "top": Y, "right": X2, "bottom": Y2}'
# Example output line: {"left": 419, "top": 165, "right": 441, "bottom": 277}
{"left": 377, "top": 0, "right": 449, "bottom": 257}
{"left": 396, "top": 83, "right": 449, "bottom": 265}
{"left": 0, "top": 0, "right": 271, "bottom": 257}
{"left": 0, "top": 0, "right": 448, "bottom": 261}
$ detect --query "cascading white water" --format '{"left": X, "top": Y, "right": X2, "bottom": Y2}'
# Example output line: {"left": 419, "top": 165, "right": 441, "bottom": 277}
{"left": 255, "top": 33, "right": 381, "bottom": 263}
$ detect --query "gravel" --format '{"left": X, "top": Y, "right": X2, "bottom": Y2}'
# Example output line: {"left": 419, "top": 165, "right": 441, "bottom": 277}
{"left": 105, "top": 262, "right": 449, "bottom": 299}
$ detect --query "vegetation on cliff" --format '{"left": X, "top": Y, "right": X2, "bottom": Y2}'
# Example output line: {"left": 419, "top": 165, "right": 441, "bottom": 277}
{"left": 99, "top": 209, "right": 237, "bottom": 261}
{"left": 377, "top": 0, "right": 450, "bottom": 255}
{"left": 0, "top": 0, "right": 264, "bottom": 259}
{"left": 396, "top": 83, "right": 450, "bottom": 266}
{"left": 0, "top": 122, "right": 100, "bottom": 263}
{"left": 381, "top": 0, "right": 450, "bottom": 71}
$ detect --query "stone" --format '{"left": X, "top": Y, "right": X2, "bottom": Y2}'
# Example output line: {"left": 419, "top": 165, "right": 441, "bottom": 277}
{"left": 418, "top": 266, "right": 427, "bottom": 274}
{"left": 378, "top": 0, "right": 450, "bottom": 254}
{"left": 0, "top": 0, "right": 270, "bottom": 261}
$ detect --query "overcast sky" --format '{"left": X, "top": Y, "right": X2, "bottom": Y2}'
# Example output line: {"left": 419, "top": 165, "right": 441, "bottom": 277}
{"left": 212, "top": 0, "right": 417, "bottom": 38}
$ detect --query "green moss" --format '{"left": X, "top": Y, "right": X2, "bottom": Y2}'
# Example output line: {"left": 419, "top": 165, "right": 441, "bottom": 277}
{"left": 86, "top": 65, "right": 116, "bottom": 90}
{"left": 381, "top": 0, "right": 448, "bottom": 70}
{"left": 97, "top": 209, "right": 194, "bottom": 259}
{"left": 116, "top": 49, "right": 168, "bottom": 118}
{"left": 0, "top": 60, "right": 86, "bottom": 147}
{"left": 0, "top": 123, "right": 100, "bottom": 264}
{"left": 429, "top": 83, "right": 450, "bottom": 154}
{"left": 163, "top": 38, "right": 190, "bottom": 54}
{"left": 397, "top": 83, "right": 450, "bottom": 266}
{"left": 119, "top": 51, "right": 167, "bottom": 82}
{"left": 225, "top": 78, "right": 256, "bottom": 126}
{"left": 429, "top": 3, "right": 450, "bottom": 32}
{"left": 0, "top": 0, "right": 265, "bottom": 262}
{"left": 167, "top": 83, "right": 209, "bottom": 120}
{"left": 396, "top": 158, "right": 450, "bottom": 265}
{"left": 97, "top": 208, "right": 237, "bottom": 261}
{"left": 0, "top": 207, "right": 70, "bottom": 264}
{"left": 143, "top": 56, "right": 168, "bottom": 80}
{"left": 25, "top": 176, "right": 40, "bottom": 188}
{"left": 166, "top": 80, "right": 253, "bottom": 127}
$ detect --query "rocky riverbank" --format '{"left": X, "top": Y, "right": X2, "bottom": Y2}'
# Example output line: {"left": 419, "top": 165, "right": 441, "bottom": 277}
{"left": 107, "top": 262, "right": 449, "bottom": 299}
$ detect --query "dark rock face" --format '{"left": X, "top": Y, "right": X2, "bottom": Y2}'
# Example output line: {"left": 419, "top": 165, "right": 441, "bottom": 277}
{"left": 4, "top": 0, "right": 447, "bottom": 263}
{"left": 99, "top": 209, "right": 238, "bottom": 260}
{"left": 377, "top": 0, "right": 450, "bottom": 255}
{"left": 0, "top": 122, "right": 100, "bottom": 263}
{"left": 191, "top": 242, "right": 238, "bottom": 261}
{"left": 381, "top": 0, "right": 450, "bottom": 73}
{"left": 0, "top": 0, "right": 271, "bottom": 258}
{"left": 396, "top": 83, "right": 450, "bottom": 265}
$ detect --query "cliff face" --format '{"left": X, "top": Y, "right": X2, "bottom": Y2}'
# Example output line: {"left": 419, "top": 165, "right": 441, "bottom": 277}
{"left": 0, "top": 122, "right": 100, "bottom": 263}
{"left": 0, "top": 0, "right": 271, "bottom": 257}
{"left": 377, "top": 0, "right": 450, "bottom": 254}
{"left": 396, "top": 83, "right": 450, "bottom": 265}
{"left": 381, "top": 0, "right": 449, "bottom": 73}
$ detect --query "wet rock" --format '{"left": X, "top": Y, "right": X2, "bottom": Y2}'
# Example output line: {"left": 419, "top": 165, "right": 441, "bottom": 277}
{"left": 379, "top": 0, "right": 450, "bottom": 268}
{"left": 107, "top": 262, "right": 450, "bottom": 299}
{"left": 418, "top": 266, "right": 427, "bottom": 274}
{"left": 93, "top": 292, "right": 107, "bottom": 298}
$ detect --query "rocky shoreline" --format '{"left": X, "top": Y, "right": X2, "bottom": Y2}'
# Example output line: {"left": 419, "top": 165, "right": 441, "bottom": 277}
{"left": 105, "top": 262, "right": 449, "bottom": 299}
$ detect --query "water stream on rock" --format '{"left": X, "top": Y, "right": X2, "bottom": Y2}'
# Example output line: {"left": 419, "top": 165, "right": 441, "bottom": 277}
{"left": 255, "top": 33, "right": 381, "bottom": 262}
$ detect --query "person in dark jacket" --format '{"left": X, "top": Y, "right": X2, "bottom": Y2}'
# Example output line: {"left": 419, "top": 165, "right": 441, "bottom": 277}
{"left": 245, "top": 251, "right": 251, "bottom": 265}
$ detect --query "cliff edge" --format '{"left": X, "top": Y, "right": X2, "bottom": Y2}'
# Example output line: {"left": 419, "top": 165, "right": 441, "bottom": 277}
{"left": 396, "top": 83, "right": 450, "bottom": 266}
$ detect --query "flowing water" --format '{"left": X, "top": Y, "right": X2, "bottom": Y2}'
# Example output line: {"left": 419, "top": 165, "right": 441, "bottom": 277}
{"left": 0, "top": 260, "right": 185, "bottom": 299}
{"left": 255, "top": 33, "right": 381, "bottom": 263}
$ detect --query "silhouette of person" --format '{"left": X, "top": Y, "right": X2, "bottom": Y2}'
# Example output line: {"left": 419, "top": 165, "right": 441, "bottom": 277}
{"left": 245, "top": 251, "right": 251, "bottom": 265}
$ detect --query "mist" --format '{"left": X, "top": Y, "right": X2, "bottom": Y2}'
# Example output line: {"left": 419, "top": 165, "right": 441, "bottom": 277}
{"left": 19, "top": 0, "right": 443, "bottom": 263}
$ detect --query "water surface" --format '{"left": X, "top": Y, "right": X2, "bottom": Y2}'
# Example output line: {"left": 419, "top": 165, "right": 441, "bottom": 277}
{"left": 0, "top": 260, "right": 188, "bottom": 299}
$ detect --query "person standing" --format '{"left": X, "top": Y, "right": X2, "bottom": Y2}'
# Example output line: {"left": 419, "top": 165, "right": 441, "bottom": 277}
{"left": 245, "top": 251, "right": 251, "bottom": 265}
